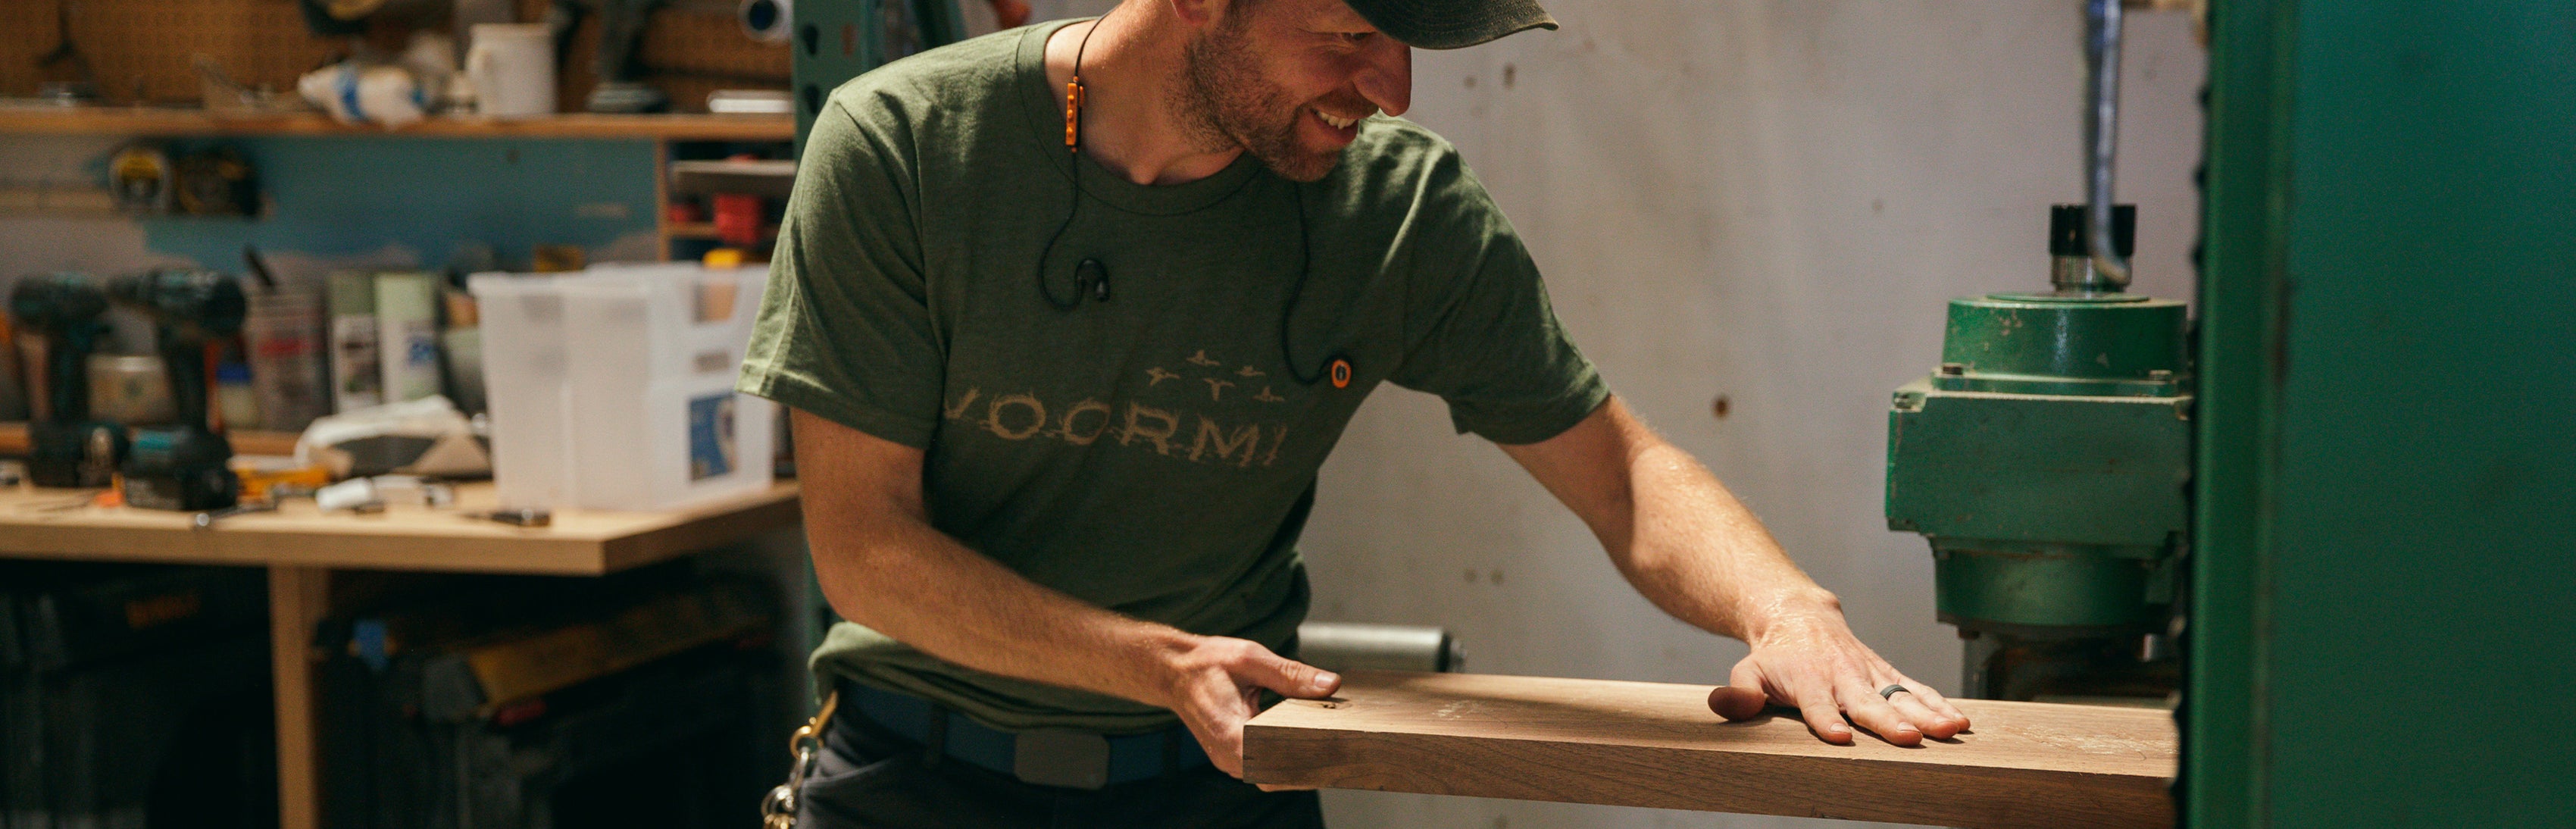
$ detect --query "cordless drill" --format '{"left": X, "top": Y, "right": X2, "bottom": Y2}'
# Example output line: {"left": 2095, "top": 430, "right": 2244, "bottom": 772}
{"left": 9, "top": 274, "right": 127, "bottom": 488}
{"left": 108, "top": 270, "right": 247, "bottom": 511}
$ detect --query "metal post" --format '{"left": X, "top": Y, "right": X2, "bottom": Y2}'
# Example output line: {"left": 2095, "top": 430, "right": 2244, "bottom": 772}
{"left": 2083, "top": 0, "right": 2129, "bottom": 289}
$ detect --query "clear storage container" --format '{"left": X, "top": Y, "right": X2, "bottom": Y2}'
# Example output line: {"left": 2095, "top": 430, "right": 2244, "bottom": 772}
{"left": 468, "top": 264, "right": 774, "bottom": 511}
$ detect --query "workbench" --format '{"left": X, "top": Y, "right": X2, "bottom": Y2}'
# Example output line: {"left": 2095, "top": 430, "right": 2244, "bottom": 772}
{"left": 1246, "top": 671, "right": 2177, "bottom": 829}
{"left": 0, "top": 480, "right": 802, "bottom": 829}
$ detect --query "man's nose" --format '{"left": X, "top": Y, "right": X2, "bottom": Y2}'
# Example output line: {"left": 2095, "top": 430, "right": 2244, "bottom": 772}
{"left": 1354, "top": 39, "right": 1411, "bottom": 117}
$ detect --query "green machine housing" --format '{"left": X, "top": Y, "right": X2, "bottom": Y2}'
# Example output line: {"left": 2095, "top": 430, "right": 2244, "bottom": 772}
{"left": 1887, "top": 206, "right": 2191, "bottom": 646}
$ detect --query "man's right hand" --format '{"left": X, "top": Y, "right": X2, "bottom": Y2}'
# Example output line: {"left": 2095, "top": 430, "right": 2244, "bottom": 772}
{"left": 1154, "top": 636, "right": 1341, "bottom": 786}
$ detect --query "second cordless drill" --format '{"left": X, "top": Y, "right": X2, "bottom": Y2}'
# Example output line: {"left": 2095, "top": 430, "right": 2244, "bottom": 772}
{"left": 110, "top": 269, "right": 247, "bottom": 511}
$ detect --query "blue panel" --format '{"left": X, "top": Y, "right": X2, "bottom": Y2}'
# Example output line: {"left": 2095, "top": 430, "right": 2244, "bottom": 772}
{"left": 133, "top": 136, "right": 658, "bottom": 270}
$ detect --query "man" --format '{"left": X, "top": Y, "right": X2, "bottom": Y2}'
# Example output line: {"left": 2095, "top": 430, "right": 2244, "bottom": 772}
{"left": 739, "top": 0, "right": 1969, "bottom": 824}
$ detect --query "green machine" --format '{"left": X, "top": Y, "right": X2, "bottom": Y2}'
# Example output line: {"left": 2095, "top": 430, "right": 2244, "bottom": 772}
{"left": 2188, "top": 0, "right": 2574, "bottom": 824}
{"left": 1896, "top": 0, "right": 2575, "bottom": 822}
{"left": 1887, "top": 0, "right": 2187, "bottom": 702}
{"left": 1885, "top": 204, "right": 2190, "bottom": 700}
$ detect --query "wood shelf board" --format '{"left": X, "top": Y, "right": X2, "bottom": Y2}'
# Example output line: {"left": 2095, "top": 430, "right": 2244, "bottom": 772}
{"left": 661, "top": 222, "right": 779, "bottom": 240}
{"left": 0, "top": 108, "right": 795, "bottom": 140}
{"left": 0, "top": 480, "right": 800, "bottom": 575}
{"left": 1243, "top": 671, "right": 2176, "bottom": 829}
{"left": 0, "top": 424, "right": 303, "bottom": 458}
{"left": 668, "top": 158, "right": 797, "bottom": 197}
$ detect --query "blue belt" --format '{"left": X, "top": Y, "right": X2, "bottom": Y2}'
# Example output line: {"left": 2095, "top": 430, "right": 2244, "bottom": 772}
{"left": 833, "top": 680, "right": 1208, "bottom": 790}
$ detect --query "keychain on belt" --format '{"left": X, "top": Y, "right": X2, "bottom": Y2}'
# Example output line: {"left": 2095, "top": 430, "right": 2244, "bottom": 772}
{"left": 761, "top": 691, "right": 841, "bottom": 829}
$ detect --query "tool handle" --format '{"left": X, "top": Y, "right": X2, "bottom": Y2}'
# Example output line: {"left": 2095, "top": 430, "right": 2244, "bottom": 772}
{"left": 159, "top": 327, "right": 214, "bottom": 432}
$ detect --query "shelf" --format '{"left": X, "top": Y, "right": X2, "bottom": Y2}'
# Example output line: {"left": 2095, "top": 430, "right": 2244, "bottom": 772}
{"left": 0, "top": 108, "right": 796, "bottom": 141}
{"left": 669, "top": 158, "right": 797, "bottom": 197}
{"left": 661, "top": 221, "right": 779, "bottom": 240}
{"left": 0, "top": 480, "right": 801, "bottom": 575}
{"left": 0, "top": 423, "right": 302, "bottom": 458}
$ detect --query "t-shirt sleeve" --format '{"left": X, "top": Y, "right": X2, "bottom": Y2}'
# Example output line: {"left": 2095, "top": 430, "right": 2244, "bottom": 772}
{"left": 1384, "top": 152, "right": 1610, "bottom": 446}
{"left": 736, "top": 94, "right": 944, "bottom": 449}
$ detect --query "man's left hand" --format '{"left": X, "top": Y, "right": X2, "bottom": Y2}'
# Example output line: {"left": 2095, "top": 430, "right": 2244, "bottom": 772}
{"left": 1704, "top": 609, "right": 1971, "bottom": 746}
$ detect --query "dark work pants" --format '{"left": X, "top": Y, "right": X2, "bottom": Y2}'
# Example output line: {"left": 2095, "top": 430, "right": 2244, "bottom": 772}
{"left": 792, "top": 712, "right": 1325, "bottom": 829}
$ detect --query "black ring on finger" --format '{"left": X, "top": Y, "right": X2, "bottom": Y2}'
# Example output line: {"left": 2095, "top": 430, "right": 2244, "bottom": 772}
{"left": 1878, "top": 684, "right": 1910, "bottom": 700}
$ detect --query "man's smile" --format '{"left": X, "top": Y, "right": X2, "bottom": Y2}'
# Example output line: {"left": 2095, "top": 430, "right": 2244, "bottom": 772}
{"left": 1308, "top": 106, "right": 1371, "bottom": 144}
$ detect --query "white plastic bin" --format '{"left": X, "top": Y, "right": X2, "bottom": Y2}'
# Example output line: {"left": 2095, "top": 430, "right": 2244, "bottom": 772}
{"left": 468, "top": 264, "right": 774, "bottom": 511}
{"left": 470, "top": 274, "right": 574, "bottom": 510}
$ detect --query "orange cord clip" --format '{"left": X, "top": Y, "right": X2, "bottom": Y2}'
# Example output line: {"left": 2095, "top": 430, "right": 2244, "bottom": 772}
{"left": 1064, "top": 80, "right": 1084, "bottom": 148}
{"left": 1329, "top": 358, "right": 1352, "bottom": 389}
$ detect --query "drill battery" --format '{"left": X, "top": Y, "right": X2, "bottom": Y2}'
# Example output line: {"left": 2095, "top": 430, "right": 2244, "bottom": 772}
{"left": 120, "top": 427, "right": 240, "bottom": 511}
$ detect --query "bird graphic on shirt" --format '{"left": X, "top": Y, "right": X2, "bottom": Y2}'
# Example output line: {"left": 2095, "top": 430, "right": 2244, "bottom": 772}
{"left": 1146, "top": 367, "right": 1180, "bottom": 386}
{"left": 1237, "top": 366, "right": 1266, "bottom": 378}
{"left": 1186, "top": 350, "right": 1221, "bottom": 367}
{"left": 1202, "top": 378, "right": 1235, "bottom": 401}
{"left": 1252, "top": 386, "right": 1286, "bottom": 403}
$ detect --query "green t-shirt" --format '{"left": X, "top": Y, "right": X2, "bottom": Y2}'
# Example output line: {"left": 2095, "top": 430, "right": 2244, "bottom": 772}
{"left": 738, "top": 20, "right": 1608, "bottom": 734}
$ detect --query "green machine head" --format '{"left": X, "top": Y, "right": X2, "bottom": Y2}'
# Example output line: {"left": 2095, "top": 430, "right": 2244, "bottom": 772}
{"left": 1887, "top": 205, "right": 2191, "bottom": 698}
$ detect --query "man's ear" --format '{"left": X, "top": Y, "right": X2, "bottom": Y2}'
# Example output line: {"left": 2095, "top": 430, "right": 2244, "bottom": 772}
{"left": 1167, "top": 0, "right": 1226, "bottom": 30}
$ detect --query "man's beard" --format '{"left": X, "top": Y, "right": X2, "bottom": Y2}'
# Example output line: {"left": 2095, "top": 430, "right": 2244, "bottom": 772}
{"left": 1176, "top": 15, "right": 1352, "bottom": 183}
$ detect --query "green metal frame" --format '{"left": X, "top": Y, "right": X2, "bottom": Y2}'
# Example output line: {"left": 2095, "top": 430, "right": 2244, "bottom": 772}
{"left": 785, "top": 0, "right": 974, "bottom": 687}
{"left": 789, "top": 0, "right": 970, "bottom": 150}
{"left": 2190, "top": 0, "right": 2576, "bottom": 824}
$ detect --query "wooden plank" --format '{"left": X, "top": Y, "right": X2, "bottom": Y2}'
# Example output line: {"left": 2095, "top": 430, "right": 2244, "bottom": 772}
{"left": 0, "top": 480, "right": 800, "bottom": 574}
{"left": 1243, "top": 671, "right": 2174, "bottom": 829}
{"left": 268, "top": 566, "right": 330, "bottom": 829}
{"left": 0, "top": 109, "right": 794, "bottom": 141}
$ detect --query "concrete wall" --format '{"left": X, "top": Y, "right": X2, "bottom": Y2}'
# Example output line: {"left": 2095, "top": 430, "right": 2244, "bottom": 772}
{"left": 1296, "top": 3, "right": 2204, "bottom": 827}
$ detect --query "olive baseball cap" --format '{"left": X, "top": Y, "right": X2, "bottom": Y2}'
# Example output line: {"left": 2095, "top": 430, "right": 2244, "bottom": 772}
{"left": 1343, "top": 0, "right": 1558, "bottom": 49}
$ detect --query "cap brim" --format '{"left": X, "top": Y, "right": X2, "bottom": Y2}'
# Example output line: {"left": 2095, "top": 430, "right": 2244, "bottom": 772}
{"left": 1343, "top": 0, "right": 1557, "bottom": 50}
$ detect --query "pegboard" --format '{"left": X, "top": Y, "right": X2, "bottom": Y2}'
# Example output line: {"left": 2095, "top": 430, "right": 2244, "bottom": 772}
{"left": 0, "top": 0, "right": 787, "bottom": 113}
{"left": 0, "top": 0, "right": 343, "bottom": 104}
{"left": 528, "top": 0, "right": 792, "bottom": 114}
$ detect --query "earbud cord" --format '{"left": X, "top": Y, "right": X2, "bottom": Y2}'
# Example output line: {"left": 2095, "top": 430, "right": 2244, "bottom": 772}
{"left": 1034, "top": 13, "right": 1348, "bottom": 387}
{"left": 1278, "top": 183, "right": 1336, "bottom": 386}
{"left": 1036, "top": 14, "right": 1109, "bottom": 309}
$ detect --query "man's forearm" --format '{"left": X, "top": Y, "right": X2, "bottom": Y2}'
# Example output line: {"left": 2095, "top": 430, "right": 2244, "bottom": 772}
{"left": 1612, "top": 439, "right": 1842, "bottom": 643}
{"left": 1508, "top": 399, "right": 1968, "bottom": 743}
{"left": 808, "top": 504, "right": 1200, "bottom": 705}
{"left": 786, "top": 408, "right": 1337, "bottom": 775}
{"left": 1504, "top": 399, "right": 1840, "bottom": 643}
{"left": 808, "top": 506, "right": 1196, "bottom": 707}
{"left": 789, "top": 407, "right": 1195, "bottom": 709}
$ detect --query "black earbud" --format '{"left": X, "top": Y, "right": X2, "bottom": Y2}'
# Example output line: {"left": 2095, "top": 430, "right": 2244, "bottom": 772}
{"left": 1079, "top": 258, "right": 1109, "bottom": 302}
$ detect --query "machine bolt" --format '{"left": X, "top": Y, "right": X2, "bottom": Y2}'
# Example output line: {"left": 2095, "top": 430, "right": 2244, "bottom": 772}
{"left": 1937, "top": 362, "right": 1967, "bottom": 377}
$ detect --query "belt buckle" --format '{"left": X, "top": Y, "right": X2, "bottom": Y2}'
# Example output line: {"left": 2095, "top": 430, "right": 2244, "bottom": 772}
{"left": 1011, "top": 729, "right": 1111, "bottom": 790}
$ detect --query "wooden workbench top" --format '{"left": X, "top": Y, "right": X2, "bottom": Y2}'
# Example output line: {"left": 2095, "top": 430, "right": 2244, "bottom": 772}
{"left": 1243, "top": 671, "right": 2175, "bottom": 829}
{"left": 0, "top": 481, "right": 801, "bottom": 575}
